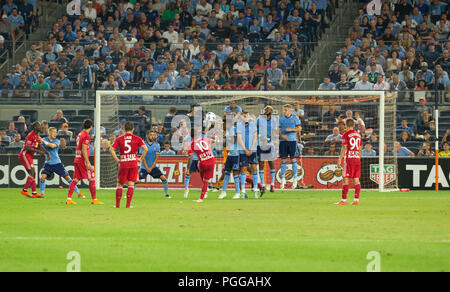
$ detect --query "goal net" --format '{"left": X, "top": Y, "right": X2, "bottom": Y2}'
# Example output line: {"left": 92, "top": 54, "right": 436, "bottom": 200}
{"left": 94, "top": 90, "right": 398, "bottom": 192}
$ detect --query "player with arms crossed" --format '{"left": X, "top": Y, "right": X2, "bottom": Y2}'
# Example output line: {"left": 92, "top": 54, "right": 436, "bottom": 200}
{"left": 39, "top": 127, "right": 84, "bottom": 198}
{"left": 218, "top": 118, "right": 241, "bottom": 199}
{"left": 110, "top": 122, "right": 148, "bottom": 208}
{"left": 66, "top": 119, "right": 103, "bottom": 205}
{"left": 237, "top": 111, "right": 259, "bottom": 199}
{"left": 257, "top": 105, "right": 279, "bottom": 195}
{"left": 336, "top": 118, "right": 362, "bottom": 205}
{"left": 19, "top": 122, "right": 49, "bottom": 198}
{"left": 279, "top": 104, "right": 301, "bottom": 189}
{"left": 138, "top": 130, "right": 171, "bottom": 198}
{"left": 187, "top": 125, "right": 216, "bottom": 203}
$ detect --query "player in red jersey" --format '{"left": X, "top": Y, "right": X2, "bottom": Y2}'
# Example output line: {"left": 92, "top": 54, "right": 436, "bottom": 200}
{"left": 66, "top": 119, "right": 103, "bottom": 205}
{"left": 18, "top": 122, "right": 49, "bottom": 198}
{"left": 336, "top": 118, "right": 362, "bottom": 205}
{"left": 109, "top": 121, "right": 148, "bottom": 208}
{"left": 187, "top": 125, "right": 216, "bottom": 203}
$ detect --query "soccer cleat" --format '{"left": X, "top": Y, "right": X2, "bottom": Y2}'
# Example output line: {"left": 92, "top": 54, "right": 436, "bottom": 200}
{"left": 280, "top": 178, "right": 286, "bottom": 190}
{"left": 21, "top": 190, "right": 32, "bottom": 198}
{"left": 78, "top": 193, "right": 86, "bottom": 199}
{"left": 218, "top": 191, "right": 227, "bottom": 199}
{"left": 352, "top": 200, "right": 359, "bottom": 205}
{"left": 32, "top": 194, "right": 45, "bottom": 198}
{"left": 292, "top": 178, "right": 298, "bottom": 189}
{"left": 114, "top": 205, "right": 120, "bottom": 208}
{"left": 194, "top": 199, "right": 203, "bottom": 203}
{"left": 232, "top": 193, "right": 241, "bottom": 199}
{"left": 212, "top": 188, "right": 219, "bottom": 193}
{"left": 253, "top": 189, "right": 259, "bottom": 199}
{"left": 66, "top": 199, "right": 76, "bottom": 205}
{"left": 204, "top": 193, "right": 208, "bottom": 199}
{"left": 270, "top": 185, "right": 275, "bottom": 193}
{"left": 165, "top": 194, "right": 172, "bottom": 198}
{"left": 260, "top": 185, "right": 266, "bottom": 197}
{"left": 91, "top": 199, "right": 104, "bottom": 205}
{"left": 126, "top": 206, "right": 134, "bottom": 209}
{"left": 335, "top": 200, "right": 348, "bottom": 205}
{"left": 184, "top": 189, "right": 189, "bottom": 199}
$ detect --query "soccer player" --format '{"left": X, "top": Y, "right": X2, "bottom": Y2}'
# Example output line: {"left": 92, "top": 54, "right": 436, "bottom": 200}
{"left": 183, "top": 125, "right": 202, "bottom": 199}
{"left": 139, "top": 130, "right": 170, "bottom": 198}
{"left": 110, "top": 122, "right": 148, "bottom": 208}
{"left": 39, "top": 127, "right": 84, "bottom": 198}
{"left": 19, "top": 122, "right": 49, "bottom": 198}
{"left": 279, "top": 104, "right": 301, "bottom": 189}
{"left": 237, "top": 110, "right": 259, "bottom": 198}
{"left": 257, "top": 105, "right": 278, "bottom": 195}
{"left": 336, "top": 118, "right": 362, "bottom": 205}
{"left": 187, "top": 125, "right": 216, "bottom": 203}
{"left": 219, "top": 119, "right": 241, "bottom": 199}
{"left": 66, "top": 119, "right": 103, "bottom": 205}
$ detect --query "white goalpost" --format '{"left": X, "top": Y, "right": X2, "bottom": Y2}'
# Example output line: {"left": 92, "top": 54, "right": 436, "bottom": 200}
{"left": 95, "top": 90, "right": 396, "bottom": 192}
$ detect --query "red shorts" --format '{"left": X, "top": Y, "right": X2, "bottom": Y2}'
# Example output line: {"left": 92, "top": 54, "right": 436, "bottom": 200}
{"left": 198, "top": 162, "right": 215, "bottom": 180}
{"left": 344, "top": 163, "right": 361, "bottom": 179}
{"left": 18, "top": 152, "right": 34, "bottom": 170}
{"left": 117, "top": 166, "right": 139, "bottom": 184}
{"left": 73, "top": 161, "right": 95, "bottom": 180}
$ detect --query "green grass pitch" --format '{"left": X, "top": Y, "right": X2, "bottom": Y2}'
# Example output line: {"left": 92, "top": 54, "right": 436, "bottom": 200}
{"left": 0, "top": 188, "right": 449, "bottom": 272}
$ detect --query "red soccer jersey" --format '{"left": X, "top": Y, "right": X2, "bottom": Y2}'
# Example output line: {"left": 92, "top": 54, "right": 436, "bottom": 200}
{"left": 20, "top": 131, "right": 41, "bottom": 158}
{"left": 74, "top": 130, "right": 91, "bottom": 163}
{"left": 111, "top": 133, "right": 145, "bottom": 168}
{"left": 342, "top": 129, "right": 362, "bottom": 165}
{"left": 189, "top": 137, "right": 215, "bottom": 165}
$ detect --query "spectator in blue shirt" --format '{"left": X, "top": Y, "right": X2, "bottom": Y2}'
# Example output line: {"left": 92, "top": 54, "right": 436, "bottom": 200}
{"left": 2, "top": 0, "right": 17, "bottom": 15}
{"left": 8, "top": 9, "right": 24, "bottom": 30}
{"left": 318, "top": 76, "right": 336, "bottom": 90}
{"left": 224, "top": 101, "right": 243, "bottom": 116}
{"left": 234, "top": 11, "right": 250, "bottom": 28}
{"left": 396, "top": 118, "right": 414, "bottom": 135}
{"left": 362, "top": 143, "right": 377, "bottom": 157}
{"left": 394, "top": 142, "right": 415, "bottom": 157}
{"left": 174, "top": 69, "right": 191, "bottom": 89}
{"left": 154, "top": 55, "right": 168, "bottom": 74}
{"left": 161, "top": 143, "right": 176, "bottom": 156}
{"left": 7, "top": 66, "right": 20, "bottom": 87}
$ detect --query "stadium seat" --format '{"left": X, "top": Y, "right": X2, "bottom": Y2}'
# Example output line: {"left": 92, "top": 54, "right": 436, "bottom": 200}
{"left": 78, "top": 110, "right": 94, "bottom": 120}
{"left": 14, "top": 122, "right": 26, "bottom": 133}
{"left": 49, "top": 121, "right": 63, "bottom": 129}
{"left": 4, "top": 146, "right": 21, "bottom": 154}
{"left": 63, "top": 110, "right": 77, "bottom": 117}
{"left": 19, "top": 110, "right": 38, "bottom": 123}
{"left": 69, "top": 116, "right": 90, "bottom": 123}
{"left": 118, "top": 110, "right": 134, "bottom": 117}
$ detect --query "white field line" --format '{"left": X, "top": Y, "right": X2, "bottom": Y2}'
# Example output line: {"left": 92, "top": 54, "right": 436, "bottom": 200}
{"left": 1, "top": 236, "right": 449, "bottom": 244}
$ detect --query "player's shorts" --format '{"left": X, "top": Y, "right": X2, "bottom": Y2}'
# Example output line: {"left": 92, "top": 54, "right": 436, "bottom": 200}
{"left": 189, "top": 160, "right": 199, "bottom": 173}
{"left": 73, "top": 161, "right": 95, "bottom": 180}
{"left": 139, "top": 167, "right": 164, "bottom": 180}
{"left": 279, "top": 141, "right": 297, "bottom": 159}
{"left": 118, "top": 166, "right": 139, "bottom": 184}
{"left": 257, "top": 144, "right": 276, "bottom": 161}
{"left": 42, "top": 163, "right": 69, "bottom": 178}
{"left": 224, "top": 155, "right": 240, "bottom": 172}
{"left": 239, "top": 152, "right": 258, "bottom": 168}
{"left": 18, "top": 152, "right": 34, "bottom": 170}
{"left": 343, "top": 163, "right": 361, "bottom": 179}
{"left": 198, "top": 162, "right": 215, "bottom": 180}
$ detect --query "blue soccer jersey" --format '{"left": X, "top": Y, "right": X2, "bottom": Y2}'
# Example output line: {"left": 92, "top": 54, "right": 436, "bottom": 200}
{"left": 226, "top": 126, "right": 239, "bottom": 157}
{"left": 236, "top": 121, "right": 257, "bottom": 153}
{"left": 140, "top": 140, "right": 160, "bottom": 170}
{"left": 257, "top": 115, "right": 278, "bottom": 145}
{"left": 43, "top": 137, "right": 62, "bottom": 165}
{"left": 279, "top": 114, "right": 301, "bottom": 142}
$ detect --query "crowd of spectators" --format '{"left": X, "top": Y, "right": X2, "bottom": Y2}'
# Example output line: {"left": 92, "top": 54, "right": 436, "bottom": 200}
{"left": 318, "top": 0, "right": 449, "bottom": 93}
{"left": 1, "top": 0, "right": 340, "bottom": 94}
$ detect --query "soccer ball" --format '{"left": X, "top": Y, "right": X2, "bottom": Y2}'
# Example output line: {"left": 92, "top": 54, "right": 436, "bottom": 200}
{"left": 205, "top": 112, "right": 217, "bottom": 123}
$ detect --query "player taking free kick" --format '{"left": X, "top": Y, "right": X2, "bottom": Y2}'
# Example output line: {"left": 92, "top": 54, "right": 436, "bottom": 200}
{"left": 66, "top": 119, "right": 103, "bottom": 205}
{"left": 186, "top": 126, "right": 216, "bottom": 203}
{"left": 336, "top": 118, "right": 362, "bottom": 205}
{"left": 110, "top": 121, "right": 148, "bottom": 208}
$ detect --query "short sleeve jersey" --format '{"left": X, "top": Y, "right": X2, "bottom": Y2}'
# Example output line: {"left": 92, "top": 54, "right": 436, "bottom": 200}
{"left": 74, "top": 130, "right": 91, "bottom": 163}
{"left": 111, "top": 133, "right": 145, "bottom": 168}
{"left": 342, "top": 129, "right": 362, "bottom": 165}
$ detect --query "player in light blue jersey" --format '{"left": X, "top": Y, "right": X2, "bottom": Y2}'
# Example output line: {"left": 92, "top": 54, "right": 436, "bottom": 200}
{"left": 236, "top": 111, "right": 259, "bottom": 199}
{"left": 218, "top": 119, "right": 241, "bottom": 200}
{"left": 278, "top": 104, "right": 301, "bottom": 189}
{"left": 257, "top": 106, "right": 279, "bottom": 195}
{"left": 39, "top": 127, "right": 83, "bottom": 198}
{"left": 138, "top": 130, "right": 170, "bottom": 198}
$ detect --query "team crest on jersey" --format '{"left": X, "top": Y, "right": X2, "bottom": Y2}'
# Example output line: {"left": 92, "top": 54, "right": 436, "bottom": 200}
{"left": 370, "top": 164, "right": 396, "bottom": 185}
{"left": 316, "top": 162, "right": 342, "bottom": 187}
{"left": 276, "top": 165, "right": 304, "bottom": 183}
